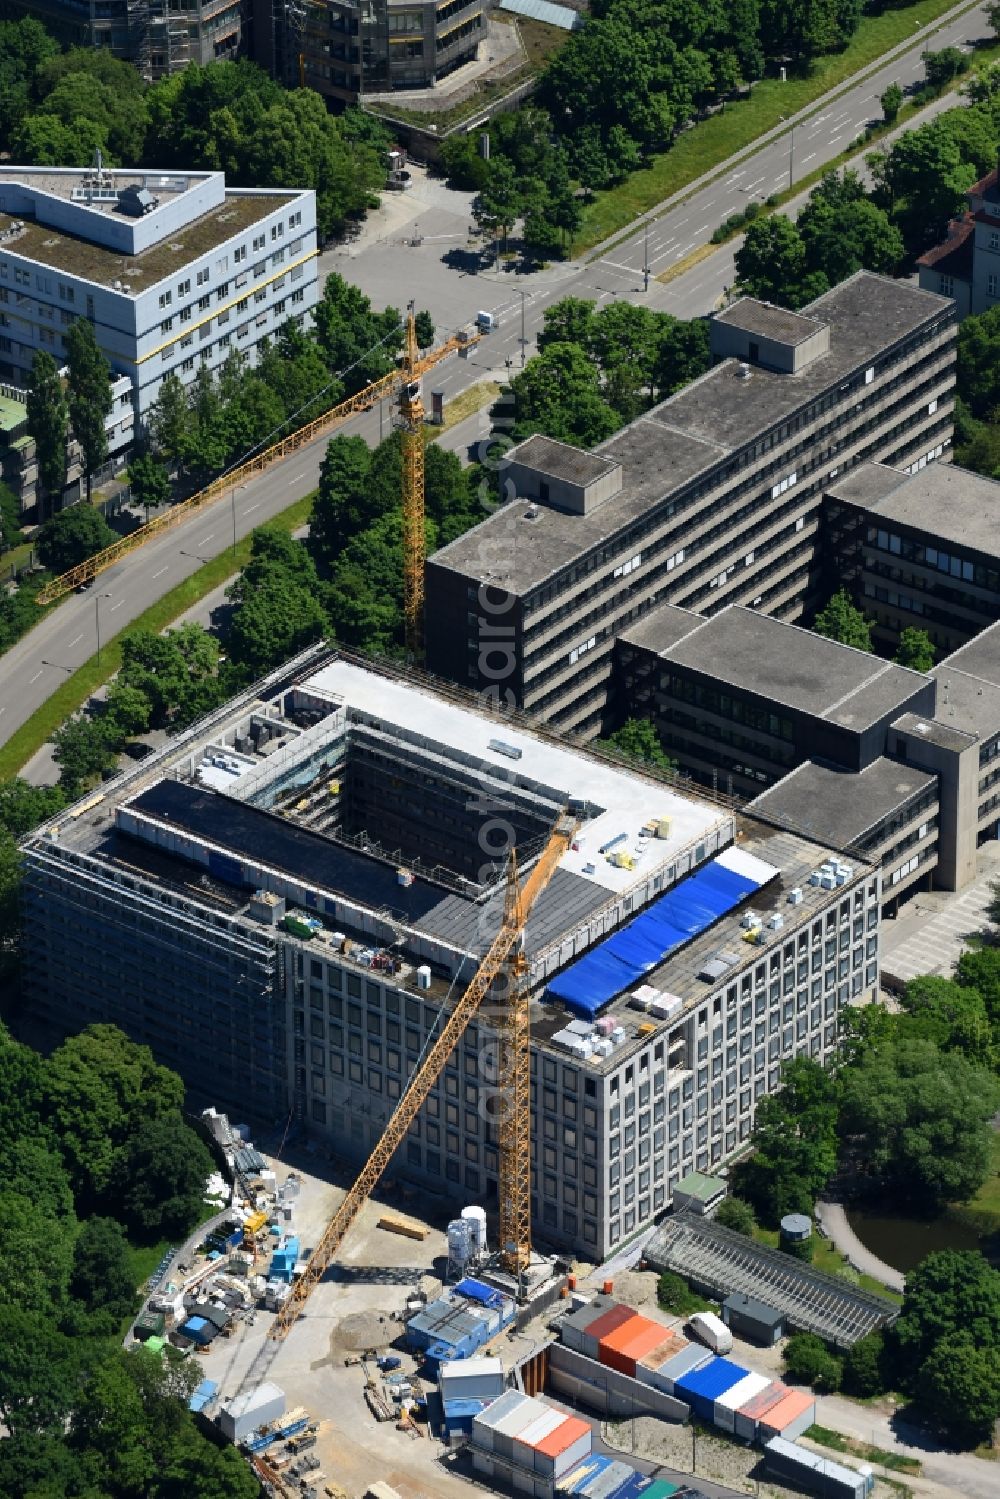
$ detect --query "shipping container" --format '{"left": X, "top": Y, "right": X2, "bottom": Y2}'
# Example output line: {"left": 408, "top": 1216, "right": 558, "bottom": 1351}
{"left": 580, "top": 1304, "right": 638, "bottom": 1361}
{"left": 560, "top": 1294, "right": 618, "bottom": 1355}
{"left": 471, "top": 1388, "right": 535, "bottom": 1452}
{"left": 533, "top": 1414, "right": 592, "bottom": 1478}
{"left": 599, "top": 1315, "right": 668, "bottom": 1378}
{"left": 635, "top": 1332, "right": 685, "bottom": 1383}
{"left": 513, "top": 1407, "right": 567, "bottom": 1469}
{"left": 674, "top": 1358, "right": 750, "bottom": 1421}
{"left": 733, "top": 1379, "right": 789, "bottom": 1442}
{"left": 580, "top": 1461, "right": 636, "bottom": 1499}
{"left": 218, "top": 1381, "right": 285, "bottom": 1444}
{"left": 713, "top": 1371, "right": 771, "bottom": 1433}
{"left": 758, "top": 1389, "right": 817, "bottom": 1442}
{"left": 722, "top": 1292, "right": 785, "bottom": 1346}
{"left": 763, "top": 1436, "right": 872, "bottom": 1499}
{"left": 492, "top": 1396, "right": 552, "bottom": 1462}
{"left": 653, "top": 1342, "right": 711, "bottom": 1394}
{"left": 558, "top": 1454, "right": 614, "bottom": 1494}
{"left": 636, "top": 1484, "right": 679, "bottom": 1499}
{"left": 439, "top": 1355, "right": 504, "bottom": 1405}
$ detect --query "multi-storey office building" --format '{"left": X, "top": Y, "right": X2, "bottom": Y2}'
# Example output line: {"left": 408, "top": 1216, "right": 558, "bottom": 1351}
{"left": 425, "top": 273, "right": 956, "bottom": 741}
{"left": 613, "top": 602, "right": 934, "bottom": 799}
{"left": 823, "top": 461, "right": 1000, "bottom": 658}
{"left": 292, "top": 0, "right": 486, "bottom": 104}
{"left": 0, "top": 165, "right": 317, "bottom": 436}
{"left": 1, "top": 0, "right": 245, "bottom": 78}
{"left": 20, "top": 648, "right": 877, "bottom": 1261}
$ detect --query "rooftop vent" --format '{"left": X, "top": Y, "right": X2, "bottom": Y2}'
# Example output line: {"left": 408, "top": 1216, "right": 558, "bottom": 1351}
{"left": 487, "top": 738, "right": 522, "bottom": 761}
{"left": 523, "top": 505, "right": 540, "bottom": 520}
{"left": 116, "top": 184, "right": 159, "bottom": 217}
{"left": 737, "top": 362, "right": 752, "bottom": 380}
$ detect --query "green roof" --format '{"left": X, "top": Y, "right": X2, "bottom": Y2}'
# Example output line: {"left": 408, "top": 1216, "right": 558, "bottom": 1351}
{"left": 0, "top": 394, "right": 28, "bottom": 435}
{"left": 674, "top": 1170, "right": 727, "bottom": 1203}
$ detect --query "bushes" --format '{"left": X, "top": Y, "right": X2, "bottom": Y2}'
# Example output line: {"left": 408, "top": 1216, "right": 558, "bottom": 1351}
{"left": 711, "top": 199, "right": 763, "bottom": 243}
{"left": 783, "top": 1331, "right": 843, "bottom": 1392}
{"left": 715, "top": 1196, "right": 756, "bottom": 1237}
{"left": 656, "top": 1270, "right": 712, "bottom": 1316}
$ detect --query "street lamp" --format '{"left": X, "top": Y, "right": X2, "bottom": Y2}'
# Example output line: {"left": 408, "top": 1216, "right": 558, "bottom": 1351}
{"left": 513, "top": 288, "right": 529, "bottom": 369}
{"left": 230, "top": 481, "right": 245, "bottom": 555}
{"left": 780, "top": 115, "right": 794, "bottom": 192}
{"left": 95, "top": 591, "right": 112, "bottom": 665}
{"left": 644, "top": 222, "right": 650, "bottom": 292}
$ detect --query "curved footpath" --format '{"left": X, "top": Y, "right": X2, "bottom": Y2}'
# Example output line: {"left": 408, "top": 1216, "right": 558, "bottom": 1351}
{"left": 815, "top": 1200, "right": 906, "bottom": 1295}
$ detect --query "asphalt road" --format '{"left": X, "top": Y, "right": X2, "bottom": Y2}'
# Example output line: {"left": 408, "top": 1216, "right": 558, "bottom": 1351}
{"left": 0, "top": 0, "right": 989, "bottom": 757}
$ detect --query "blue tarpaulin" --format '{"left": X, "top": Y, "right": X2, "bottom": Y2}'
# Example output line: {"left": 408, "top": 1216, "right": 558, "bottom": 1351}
{"left": 455, "top": 1277, "right": 500, "bottom": 1306}
{"left": 546, "top": 853, "right": 766, "bottom": 1018}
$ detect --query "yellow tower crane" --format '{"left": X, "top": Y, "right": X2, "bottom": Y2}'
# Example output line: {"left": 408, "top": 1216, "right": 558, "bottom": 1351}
{"left": 269, "top": 809, "right": 577, "bottom": 1342}
{"left": 399, "top": 305, "right": 425, "bottom": 659}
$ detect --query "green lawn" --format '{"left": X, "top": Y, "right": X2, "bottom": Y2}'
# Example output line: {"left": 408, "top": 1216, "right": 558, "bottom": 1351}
{"left": 752, "top": 1225, "right": 903, "bottom": 1303}
{"left": 574, "top": 0, "right": 982, "bottom": 250}
{"left": 806, "top": 1425, "right": 922, "bottom": 1475}
{"left": 0, "top": 492, "right": 314, "bottom": 781}
{"left": 951, "top": 1130, "right": 1000, "bottom": 1238}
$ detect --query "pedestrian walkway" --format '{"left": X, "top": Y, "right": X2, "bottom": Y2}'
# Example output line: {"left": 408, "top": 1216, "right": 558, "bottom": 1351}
{"left": 880, "top": 841, "right": 1000, "bottom": 985}
{"left": 815, "top": 1200, "right": 905, "bottom": 1295}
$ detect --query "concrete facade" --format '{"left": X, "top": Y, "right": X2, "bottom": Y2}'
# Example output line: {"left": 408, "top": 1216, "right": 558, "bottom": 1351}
{"left": 0, "top": 166, "right": 317, "bottom": 438}
{"left": 425, "top": 273, "right": 956, "bottom": 742}
{"left": 292, "top": 0, "right": 487, "bottom": 104}
{"left": 19, "top": 647, "right": 878, "bottom": 1264}
{"left": 1, "top": 0, "right": 245, "bottom": 79}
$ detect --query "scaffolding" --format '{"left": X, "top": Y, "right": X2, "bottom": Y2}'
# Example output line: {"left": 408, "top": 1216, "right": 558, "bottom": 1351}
{"left": 645, "top": 1214, "right": 899, "bottom": 1349}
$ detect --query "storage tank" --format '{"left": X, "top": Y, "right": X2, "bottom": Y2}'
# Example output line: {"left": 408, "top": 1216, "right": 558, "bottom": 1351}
{"left": 447, "top": 1219, "right": 472, "bottom": 1275}
{"left": 461, "top": 1205, "right": 487, "bottom": 1256}
{"left": 780, "top": 1212, "right": 813, "bottom": 1257}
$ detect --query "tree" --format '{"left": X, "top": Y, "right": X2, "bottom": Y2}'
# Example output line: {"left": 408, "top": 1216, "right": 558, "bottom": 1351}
{"left": 918, "top": 1334, "right": 1000, "bottom": 1443}
{"left": 957, "top": 305, "right": 1000, "bottom": 420}
{"left": 413, "top": 309, "right": 435, "bottom": 349}
{"left": 895, "top": 627, "right": 935, "bottom": 672}
{"left": 656, "top": 1270, "right": 706, "bottom": 1315}
{"left": 598, "top": 718, "right": 676, "bottom": 771}
{"left": 870, "top": 122, "right": 977, "bottom": 253}
{"left": 783, "top": 1332, "right": 843, "bottom": 1392}
{"left": 734, "top": 1056, "right": 839, "bottom": 1224}
{"left": 988, "top": 0, "right": 1000, "bottom": 37}
{"left": 472, "top": 157, "right": 522, "bottom": 253}
{"left": 104, "top": 680, "right": 153, "bottom": 741}
{"left": 838, "top": 1039, "right": 1000, "bottom": 1206}
{"left": 128, "top": 452, "right": 171, "bottom": 517}
{"left": 734, "top": 215, "right": 828, "bottom": 309}
{"left": 0, "top": 480, "right": 23, "bottom": 553}
{"left": 798, "top": 178, "right": 903, "bottom": 286}
{"left": 313, "top": 273, "right": 399, "bottom": 393}
{"left": 0, "top": 1307, "right": 81, "bottom": 1439}
{"left": 69, "top": 1216, "right": 136, "bottom": 1322}
{"left": 955, "top": 946, "right": 1000, "bottom": 1045}
{"left": 812, "top": 589, "right": 873, "bottom": 651}
{"left": 880, "top": 82, "right": 903, "bottom": 124}
{"left": 118, "top": 624, "right": 220, "bottom": 731}
{"left": 652, "top": 316, "right": 711, "bottom": 400}
{"left": 507, "top": 342, "right": 618, "bottom": 447}
{"left": 35, "top": 504, "right": 116, "bottom": 575}
{"left": 226, "top": 528, "right": 329, "bottom": 678}
{"left": 0, "top": 829, "right": 20, "bottom": 958}
{"left": 893, "top": 1250, "right": 1000, "bottom": 1381}
{"left": 50, "top": 715, "right": 118, "bottom": 794}
{"left": 842, "top": 1330, "right": 887, "bottom": 1397}
{"left": 309, "top": 435, "right": 375, "bottom": 572}
{"left": 899, "top": 975, "right": 993, "bottom": 1064}
{"left": 0, "top": 1192, "right": 74, "bottom": 1314}
{"left": 922, "top": 47, "right": 966, "bottom": 94}
{"left": 148, "top": 373, "right": 190, "bottom": 475}
{"left": 25, "top": 351, "right": 69, "bottom": 509}
{"left": 65, "top": 319, "right": 113, "bottom": 505}
{"left": 715, "top": 1196, "right": 756, "bottom": 1237}
{"left": 114, "top": 1114, "right": 214, "bottom": 1238}
{"left": 0, "top": 778, "right": 65, "bottom": 839}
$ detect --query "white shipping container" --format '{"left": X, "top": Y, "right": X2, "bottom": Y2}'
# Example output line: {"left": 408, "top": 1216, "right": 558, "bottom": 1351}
{"left": 471, "top": 1388, "right": 528, "bottom": 1452}
{"left": 439, "top": 1356, "right": 504, "bottom": 1405}
{"left": 218, "top": 1381, "right": 285, "bottom": 1444}
{"left": 713, "top": 1371, "right": 771, "bottom": 1432}
{"left": 514, "top": 1407, "right": 565, "bottom": 1467}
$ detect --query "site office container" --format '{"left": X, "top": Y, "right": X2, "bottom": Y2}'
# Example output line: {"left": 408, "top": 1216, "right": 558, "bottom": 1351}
{"left": 653, "top": 1342, "right": 711, "bottom": 1395}
{"left": 733, "top": 1380, "right": 789, "bottom": 1442}
{"left": 674, "top": 1357, "right": 749, "bottom": 1421}
{"left": 635, "top": 1332, "right": 685, "bottom": 1387}
{"left": 580, "top": 1305, "right": 638, "bottom": 1362}
{"left": 533, "top": 1414, "right": 592, "bottom": 1477}
{"left": 558, "top": 1453, "right": 613, "bottom": 1495}
{"left": 635, "top": 1338, "right": 691, "bottom": 1396}
{"left": 758, "top": 1389, "right": 817, "bottom": 1442}
{"left": 561, "top": 1295, "right": 617, "bottom": 1355}
{"left": 579, "top": 1460, "right": 636, "bottom": 1499}
{"left": 492, "top": 1397, "right": 551, "bottom": 1462}
{"left": 472, "top": 1388, "right": 534, "bottom": 1452}
{"left": 763, "top": 1435, "right": 871, "bottom": 1499}
{"left": 599, "top": 1317, "right": 672, "bottom": 1378}
{"left": 513, "top": 1407, "right": 567, "bottom": 1470}
{"left": 439, "top": 1356, "right": 504, "bottom": 1404}
{"left": 713, "top": 1371, "right": 772, "bottom": 1433}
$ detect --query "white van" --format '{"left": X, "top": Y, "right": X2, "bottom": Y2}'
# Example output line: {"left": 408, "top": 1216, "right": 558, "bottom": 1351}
{"left": 687, "top": 1310, "right": 733, "bottom": 1354}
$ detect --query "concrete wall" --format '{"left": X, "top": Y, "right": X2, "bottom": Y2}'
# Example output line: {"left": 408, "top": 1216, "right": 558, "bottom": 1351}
{"left": 547, "top": 1342, "right": 689, "bottom": 1422}
{"left": 888, "top": 723, "right": 979, "bottom": 890}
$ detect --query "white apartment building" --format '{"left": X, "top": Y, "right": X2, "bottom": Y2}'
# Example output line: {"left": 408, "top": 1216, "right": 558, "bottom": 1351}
{"left": 0, "top": 161, "right": 319, "bottom": 442}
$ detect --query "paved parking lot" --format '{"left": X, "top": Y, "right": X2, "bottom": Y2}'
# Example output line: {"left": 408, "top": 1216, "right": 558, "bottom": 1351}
{"left": 880, "top": 841, "right": 1000, "bottom": 984}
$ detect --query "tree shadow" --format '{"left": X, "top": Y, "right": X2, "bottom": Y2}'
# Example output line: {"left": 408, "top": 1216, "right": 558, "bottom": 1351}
{"left": 441, "top": 245, "right": 487, "bottom": 274}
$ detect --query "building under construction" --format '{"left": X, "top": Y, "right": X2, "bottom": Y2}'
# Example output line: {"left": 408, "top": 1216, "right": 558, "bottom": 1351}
{"left": 21, "top": 647, "right": 882, "bottom": 1260}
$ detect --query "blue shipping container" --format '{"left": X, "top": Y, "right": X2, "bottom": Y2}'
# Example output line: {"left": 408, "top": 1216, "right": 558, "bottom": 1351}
{"left": 674, "top": 1358, "right": 750, "bottom": 1421}
{"left": 559, "top": 1454, "right": 613, "bottom": 1494}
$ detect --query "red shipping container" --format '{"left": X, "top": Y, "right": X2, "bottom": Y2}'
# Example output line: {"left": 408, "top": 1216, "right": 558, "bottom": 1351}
{"left": 599, "top": 1315, "right": 667, "bottom": 1377}
{"left": 581, "top": 1305, "right": 637, "bottom": 1359}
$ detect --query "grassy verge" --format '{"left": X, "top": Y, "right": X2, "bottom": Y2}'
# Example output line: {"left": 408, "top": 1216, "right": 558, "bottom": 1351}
{"left": 0, "top": 493, "right": 314, "bottom": 781}
{"left": 432, "top": 380, "right": 501, "bottom": 435}
{"left": 806, "top": 1424, "right": 922, "bottom": 1475}
{"left": 951, "top": 1130, "right": 1000, "bottom": 1237}
{"left": 573, "top": 0, "right": 981, "bottom": 251}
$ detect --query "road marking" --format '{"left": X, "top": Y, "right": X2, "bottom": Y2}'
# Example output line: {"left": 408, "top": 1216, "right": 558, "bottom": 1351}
{"left": 245, "top": 502, "right": 260, "bottom": 513}
{"left": 599, "top": 258, "right": 642, "bottom": 277}
{"left": 201, "top": 532, "right": 215, "bottom": 544}
{"left": 68, "top": 634, "right": 83, "bottom": 647}
{"left": 293, "top": 471, "right": 306, "bottom": 480}
{"left": 152, "top": 566, "right": 168, "bottom": 579}
{"left": 744, "top": 178, "right": 765, "bottom": 193}
{"left": 29, "top": 670, "right": 43, "bottom": 683}
{"left": 802, "top": 152, "right": 817, "bottom": 164}
{"left": 829, "top": 133, "right": 844, "bottom": 145}
{"left": 693, "top": 224, "right": 709, "bottom": 235}
{"left": 110, "top": 600, "right": 124, "bottom": 611}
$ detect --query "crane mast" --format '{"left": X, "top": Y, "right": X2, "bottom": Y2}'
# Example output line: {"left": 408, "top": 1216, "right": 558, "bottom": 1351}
{"left": 400, "top": 306, "right": 425, "bottom": 659}
{"left": 498, "top": 851, "right": 532, "bottom": 1283}
{"left": 269, "top": 810, "right": 577, "bottom": 1341}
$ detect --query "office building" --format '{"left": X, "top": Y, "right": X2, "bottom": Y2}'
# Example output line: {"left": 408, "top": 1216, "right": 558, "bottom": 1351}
{"left": 0, "top": 163, "right": 318, "bottom": 453}
{"left": 823, "top": 460, "right": 1000, "bottom": 658}
{"left": 425, "top": 273, "right": 956, "bottom": 740}
{"left": 1, "top": 0, "right": 246, "bottom": 79}
{"left": 20, "top": 647, "right": 878, "bottom": 1260}
{"left": 917, "top": 150, "right": 1000, "bottom": 318}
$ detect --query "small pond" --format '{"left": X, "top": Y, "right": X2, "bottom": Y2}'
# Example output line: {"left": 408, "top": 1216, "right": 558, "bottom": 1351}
{"left": 846, "top": 1205, "right": 987, "bottom": 1273}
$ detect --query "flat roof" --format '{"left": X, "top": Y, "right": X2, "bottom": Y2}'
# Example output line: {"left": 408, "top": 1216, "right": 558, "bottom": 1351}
{"left": 0, "top": 191, "right": 293, "bottom": 292}
{"left": 891, "top": 710, "right": 977, "bottom": 754}
{"left": 749, "top": 757, "right": 937, "bottom": 849}
{"left": 510, "top": 433, "right": 618, "bottom": 486}
{"left": 619, "top": 603, "right": 704, "bottom": 655}
{"left": 0, "top": 166, "right": 210, "bottom": 206}
{"left": 828, "top": 461, "right": 1000, "bottom": 558}
{"left": 714, "top": 297, "right": 827, "bottom": 346}
{"left": 655, "top": 605, "right": 930, "bottom": 729}
{"left": 430, "top": 273, "right": 951, "bottom": 595}
{"left": 673, "top": 1170, "right": 726, "bottom": 1202}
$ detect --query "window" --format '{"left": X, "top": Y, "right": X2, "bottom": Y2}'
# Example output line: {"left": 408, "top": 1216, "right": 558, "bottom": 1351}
{"left": 253, "top": 234, "right": 266, "bottom": 252}
{"left": 160, "top": 317, "right": 173, "bottom": 332}
{"left": 216, "top": 283, "right": 230, "bottom": 301}
{"left": 939, "top": 275, "right": 954, "bottom": 297}
{"left": 234, "top": 245, "right": 247, "bottom": 264}
{"left": 196, "top": 267, "right": 210, "bottom": 286}
{"left": 180, "top": 306, "right": 192, "bottom": 323}
{"left": 178, "top": 278, "right": 191, "bottom": 295}
{"left": 990, "top": 273, "right": 999, "bottom": 298}
{"left": 991, "top": 230, "right": 1000, "bottom": 251}
{"left": 198, "top": 295, "right": 210, "bottom": 312}
{"left": 158, "top": 290, "right": 172, "bottom": 308}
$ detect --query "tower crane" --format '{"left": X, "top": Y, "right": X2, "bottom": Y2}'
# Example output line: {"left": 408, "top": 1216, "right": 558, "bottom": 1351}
{"left": 399, "top": 306, "right": 425, "bottom": 659}
{"left": 269, "top": 809, "right": 577, "bottom": 1343}
{"left": 35, "top": 317, "right": 479, "bottom": 606}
